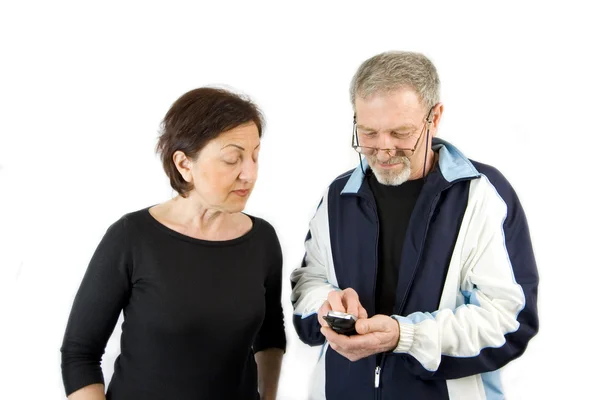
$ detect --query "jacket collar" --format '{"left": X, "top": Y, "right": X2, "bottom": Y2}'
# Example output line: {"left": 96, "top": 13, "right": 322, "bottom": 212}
{"left": 341, "top": 138, "right": 480, "bottom": 195}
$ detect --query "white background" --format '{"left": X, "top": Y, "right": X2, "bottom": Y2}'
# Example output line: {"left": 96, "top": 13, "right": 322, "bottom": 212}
{"left": 1, "top": 1, "right": 598, "bottom": 399}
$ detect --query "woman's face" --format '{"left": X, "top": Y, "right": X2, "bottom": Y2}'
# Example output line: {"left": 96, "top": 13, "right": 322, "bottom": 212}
{"left": 177, "top": 122, "right": 261, "bottom": 213}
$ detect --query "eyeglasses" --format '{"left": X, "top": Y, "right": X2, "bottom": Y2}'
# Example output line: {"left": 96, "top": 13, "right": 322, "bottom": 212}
{"left": 352, "top": 107, "right": 434, "bottom": 159}
{"left": 351, "top": 106, "right": 435, "bottom": 178}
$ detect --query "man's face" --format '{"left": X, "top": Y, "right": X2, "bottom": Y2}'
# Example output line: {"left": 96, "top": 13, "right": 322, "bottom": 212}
{"left": 355, "top": 88, "right": 436, "bottom": 185}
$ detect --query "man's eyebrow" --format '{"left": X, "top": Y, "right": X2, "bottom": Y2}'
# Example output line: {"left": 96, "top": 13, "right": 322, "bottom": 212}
{"left": 356, "top": 124, "right": 418, "bottom": 132}
{"left": 356, "top": 124, "right": 376, "bottom": 132}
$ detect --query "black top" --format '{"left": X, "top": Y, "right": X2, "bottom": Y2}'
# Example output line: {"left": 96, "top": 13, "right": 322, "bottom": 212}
{"left": 368, "top": 174, "right": 424, "bottom": 316}
{"left": 61, "top": 208, "right": 286, "bottom": 400}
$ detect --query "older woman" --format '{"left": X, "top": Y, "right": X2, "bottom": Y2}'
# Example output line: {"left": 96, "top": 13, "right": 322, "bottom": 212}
{"left": 61, "top": 88, "right": 286, "bottom": 400}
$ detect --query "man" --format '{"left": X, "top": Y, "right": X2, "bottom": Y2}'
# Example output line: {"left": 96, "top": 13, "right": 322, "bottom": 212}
{"left": 291, "top": 51, "right": 539, "bottom": 399}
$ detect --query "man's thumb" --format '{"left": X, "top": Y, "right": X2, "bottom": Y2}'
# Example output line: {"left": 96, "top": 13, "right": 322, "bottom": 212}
{"left": 356, "top": 319, "right": 374, "bottom": 335}
{"left": 356, "top": 316, "right": 390, "bottom": 334}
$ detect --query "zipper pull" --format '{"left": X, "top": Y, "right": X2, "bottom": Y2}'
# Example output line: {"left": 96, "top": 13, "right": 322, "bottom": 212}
{"left": 374, "top": 366, "right": 381, "bottom": 388}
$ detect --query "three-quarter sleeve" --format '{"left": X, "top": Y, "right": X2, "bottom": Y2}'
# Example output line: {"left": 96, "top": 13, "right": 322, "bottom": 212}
{"left": 60, "top": 217, "right": 132, "bottom": 396}
{"left": 253, "top": 227, "right": 286, "bottom": 353}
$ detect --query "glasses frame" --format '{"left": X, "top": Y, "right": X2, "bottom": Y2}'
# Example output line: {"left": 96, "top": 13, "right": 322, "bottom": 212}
{"left": 351, "top": 106, "right": 435, "bottom": 177}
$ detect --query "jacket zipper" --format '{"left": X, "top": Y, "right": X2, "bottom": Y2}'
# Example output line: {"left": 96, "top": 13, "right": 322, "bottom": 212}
{"left": 371, "top": 201, "right": 382, "bottom": 399}
{"left": 374, "top": 193, "right": 440, "bottom": 399}
{"left": 371, "top": 202, "right": 380, "bottom": 312}
{"left": 396, "top": 193, "right": 441, "bottom": 312}
{"left": 374, "top": 353, "right": 389, "bottom": 399}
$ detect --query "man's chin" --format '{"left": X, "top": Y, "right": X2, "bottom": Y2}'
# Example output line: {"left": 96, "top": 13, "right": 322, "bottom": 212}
{"left": 371, "top": 163, "right": 411, "bottom": 186}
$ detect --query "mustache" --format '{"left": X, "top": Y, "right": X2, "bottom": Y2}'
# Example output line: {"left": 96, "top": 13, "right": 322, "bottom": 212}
{"left": 368, "top": 155, "right": 409, "bottom": 165}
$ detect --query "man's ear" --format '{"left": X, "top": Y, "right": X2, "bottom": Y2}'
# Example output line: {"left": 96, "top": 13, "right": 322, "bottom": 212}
{"left": 430, "top": 103, "right": 444, "bottom": 136}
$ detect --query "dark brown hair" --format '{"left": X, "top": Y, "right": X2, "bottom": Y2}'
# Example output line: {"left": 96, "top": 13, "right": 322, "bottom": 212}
{"left": 156, "top": 87, "right": 264, "bottom": 196}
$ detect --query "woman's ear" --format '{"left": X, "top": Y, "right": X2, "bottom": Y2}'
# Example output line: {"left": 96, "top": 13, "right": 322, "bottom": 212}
{"left": 173, "top": 151, "right": 193, "bottom": 183}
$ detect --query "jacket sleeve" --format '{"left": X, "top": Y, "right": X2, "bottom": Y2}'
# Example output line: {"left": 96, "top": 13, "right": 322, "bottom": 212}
{"left": 290, "top": 187, "right": 339, "bottom": 346}
{"left": 391, "top": 174, "right": 539, "bottom": 379}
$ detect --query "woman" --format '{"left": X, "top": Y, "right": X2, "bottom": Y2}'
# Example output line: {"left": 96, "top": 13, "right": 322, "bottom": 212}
{"left": 60, "top": 87, "right": 286, "bottom": 400}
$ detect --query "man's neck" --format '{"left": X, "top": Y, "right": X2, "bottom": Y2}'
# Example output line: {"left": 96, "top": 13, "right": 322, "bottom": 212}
{"left": 409, "top": 150, "right": 437, "bottom": 180}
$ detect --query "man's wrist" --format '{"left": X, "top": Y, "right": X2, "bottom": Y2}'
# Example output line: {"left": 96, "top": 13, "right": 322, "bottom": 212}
{"left": 391, "top": 315, "right": 415, "bottom": 353}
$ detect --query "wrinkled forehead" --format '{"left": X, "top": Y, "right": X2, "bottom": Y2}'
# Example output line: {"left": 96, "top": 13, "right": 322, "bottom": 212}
{"left": 354, "top": 89, "right": 426, "bottom": 131}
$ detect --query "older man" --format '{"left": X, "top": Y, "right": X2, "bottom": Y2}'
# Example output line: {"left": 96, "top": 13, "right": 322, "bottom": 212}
{"left": 291, "top": 51, "right": 539, "bottom": 399}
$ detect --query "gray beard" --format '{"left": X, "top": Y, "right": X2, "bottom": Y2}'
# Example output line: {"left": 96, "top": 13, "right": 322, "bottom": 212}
{"left": 370, "top": 156, "right": 411, "bottom": 186}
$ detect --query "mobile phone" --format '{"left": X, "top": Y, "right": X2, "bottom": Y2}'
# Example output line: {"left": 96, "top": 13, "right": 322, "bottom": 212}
{"left": 323, "top": 310, "right": 357, "bottom": 335}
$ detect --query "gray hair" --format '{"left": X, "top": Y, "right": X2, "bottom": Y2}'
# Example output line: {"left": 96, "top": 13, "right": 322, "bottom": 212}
{"left": 350, "top": 51, "right": 440, "bottom": 110}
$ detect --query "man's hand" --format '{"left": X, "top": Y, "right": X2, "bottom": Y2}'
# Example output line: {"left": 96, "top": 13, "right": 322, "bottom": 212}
{"left": 320, "top": 315, "right": 400, "bottom": 362}
{"left": 317, "top": 288, "right": 368, "bottom": 328}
